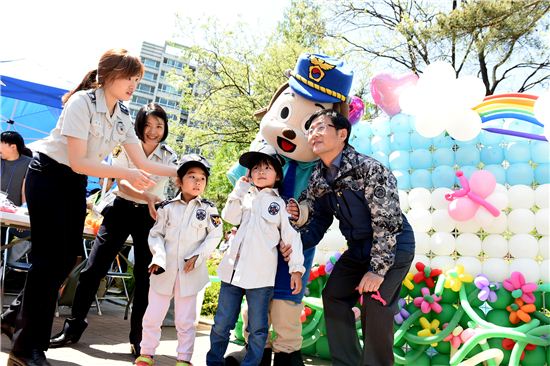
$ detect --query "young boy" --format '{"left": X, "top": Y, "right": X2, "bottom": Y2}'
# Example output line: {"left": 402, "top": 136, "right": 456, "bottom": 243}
{"left": 207, "top": 145, "right": 305, "bottom": 366}
{"left": 135, "top": 154, "right": 223, "bottom": 366}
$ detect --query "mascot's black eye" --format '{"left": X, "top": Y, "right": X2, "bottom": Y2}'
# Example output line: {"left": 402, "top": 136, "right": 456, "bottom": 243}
{"left": 280, "top": 107, "right": 290, "bottom": 119}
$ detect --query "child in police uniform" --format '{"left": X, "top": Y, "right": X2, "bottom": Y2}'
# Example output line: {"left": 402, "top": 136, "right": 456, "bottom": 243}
{"left": 206, "top": 145, "right": 305, "bottom": 366}
{"left": 135, "top": 154, "right": 223, "bottom": 366}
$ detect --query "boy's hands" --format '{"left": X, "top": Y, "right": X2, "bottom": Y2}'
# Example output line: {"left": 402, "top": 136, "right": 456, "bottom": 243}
{"left": 184, "top": 255, "right": 199, "bottom": 273}
{"left": 239, "top": 174, "right": 250, "bottom": 183}
{"left": 290, "top": 272, "right": 303, "bottom": 294}
{"left": 279, "top": 241, "right": 292, "bottom": 262}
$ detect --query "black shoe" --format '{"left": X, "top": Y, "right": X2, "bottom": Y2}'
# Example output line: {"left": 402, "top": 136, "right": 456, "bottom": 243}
{"left": 1, "top": 319, "right": 15, "bottom": 340}
{"left": 130, "top": 342, "right": 141, "bottom": 357}
{"left": 49, "top": 318, "right": 88, "bottom": 348}
{"left": 7, "top": 349, "right": 52, "bottom": 366}
{"left": 225, "top": 345, "right": 247, "bottom": 366}
{"left": 273, "top": 350, "right": 304, "bottom": 366}
{"left": 259, "top": 347, "right": 273, "bottom": 366}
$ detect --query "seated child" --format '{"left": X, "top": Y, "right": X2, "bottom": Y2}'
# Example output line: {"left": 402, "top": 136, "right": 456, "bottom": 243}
{"left": 206, "top": 145, "right": 305, "bottom": 366}
{"left": 135, "top": 154, "right": 223, "bottom": 366}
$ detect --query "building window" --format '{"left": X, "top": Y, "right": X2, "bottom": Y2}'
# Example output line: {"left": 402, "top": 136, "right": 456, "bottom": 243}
{"left": 137, "top": 84, "right": 155, "bottom": 94}
{"left": 163, "top": 58, "right": 184, "bottom": 69}
{"left": 155, "top": 97, "right": 179, "bottom": 109}
{"left": 142, "top": 58, "right": 160, "bottom": 69}
{"left": 143, "top": 71, "right": 158, "bottom": 82}
{"left": 158, "top": 83, "right": 181, "bottom": 96}
{"left": 132, "top": 96, "right": 152, "bottom": 105}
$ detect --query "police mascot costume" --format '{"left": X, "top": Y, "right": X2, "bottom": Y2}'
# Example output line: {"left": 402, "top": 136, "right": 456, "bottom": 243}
{"left": 226, "top": 53, "right": 353, "bottom": 366}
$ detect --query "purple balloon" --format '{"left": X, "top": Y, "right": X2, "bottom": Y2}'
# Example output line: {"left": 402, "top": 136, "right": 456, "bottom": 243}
{"left": 348, "top": 96, "right": 365, "bottom": 125}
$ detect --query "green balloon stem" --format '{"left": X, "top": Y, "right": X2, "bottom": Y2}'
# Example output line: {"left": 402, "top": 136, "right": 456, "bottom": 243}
{"left": 450, "top": 327, "right": 549, "bottom": 366}
{"left": 404, "top": 308, "right": 463, "bottom": 345}
{"left": 479, "top": 339, "right": 497, "bottom": 366}
{"left": 459, "top": 286, "right": 534, "bottom": 333}
{"left": 394, "top": 310, "right": 422, "bottom": 344}
{"left": 532, "top": 311, "right": 550, "bottom": 325}
{"left": 424, "top": 267, "right": 431, "bottom": 278}
{"left": 393, "top": 345, "right": 428, "bottom": 365}
{"left": 434, "top": 274, "right": 446, "bottom": 296}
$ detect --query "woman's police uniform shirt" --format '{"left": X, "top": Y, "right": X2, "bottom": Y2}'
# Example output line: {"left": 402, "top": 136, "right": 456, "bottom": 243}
{"left": 112, "top": 143, "right": 178, "bottom": 204}
{"left": 30, "top": 88, "right": 139, "bottom": 166}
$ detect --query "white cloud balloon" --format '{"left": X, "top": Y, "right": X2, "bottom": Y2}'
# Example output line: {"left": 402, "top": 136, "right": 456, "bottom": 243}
{"left": 399, "top": 61, "right": 485, "bottom": 141}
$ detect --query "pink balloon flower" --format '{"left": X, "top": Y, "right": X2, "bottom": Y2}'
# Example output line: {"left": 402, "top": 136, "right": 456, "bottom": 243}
{"left": 443, "top": 325, "right": 475, "bottom": 349}
{"left": 503, "top": 271, "right": 537, "bottom": 304}
{"left": 413, "top": 287, "right": 443, "bottom": 314}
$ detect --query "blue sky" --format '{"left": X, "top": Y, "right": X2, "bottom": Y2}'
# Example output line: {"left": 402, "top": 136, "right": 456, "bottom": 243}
{"left": 2, "top": 0, "right": 290, "bottom": 89}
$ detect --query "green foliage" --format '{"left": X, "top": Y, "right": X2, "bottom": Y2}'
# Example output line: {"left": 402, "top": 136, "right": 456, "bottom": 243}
{"left": 201, "top": 256, "right": 222, "bottom": 318}
{"left": 329, "top": 0, "right": 550, "bottom": 93}
{"left": 168, "top": 0, "right": 334, "bottom": 152}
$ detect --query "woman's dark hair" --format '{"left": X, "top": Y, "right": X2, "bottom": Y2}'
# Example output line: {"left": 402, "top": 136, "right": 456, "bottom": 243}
{"left": 134, "top": 103, "right": 169, "bottom": 142}
{"left": 1, "top": 131, "right": 32, "bottom": 157}
{"left": 62, "top": 48, "right": 144, "bottom": 105}
{"left": 249, "top": 156, "right": 284, "bottom": 190}
{"left": 305, "top": 109, "right": 351, "bottom": 144}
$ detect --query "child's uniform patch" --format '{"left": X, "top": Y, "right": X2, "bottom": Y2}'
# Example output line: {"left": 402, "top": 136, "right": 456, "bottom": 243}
{"left": 210, "top": 214, "right": 222, "bottom": 227}
{"left": 196, "top": 209, "right": 207, "bottom": 220}
{"left": 268, "top": 202, "right": 280, "bottom": 215}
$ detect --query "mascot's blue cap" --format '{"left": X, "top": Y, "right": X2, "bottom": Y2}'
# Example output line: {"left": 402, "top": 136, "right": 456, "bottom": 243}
{"left": 287, "top": 53, "right": 353, "bottom": 104}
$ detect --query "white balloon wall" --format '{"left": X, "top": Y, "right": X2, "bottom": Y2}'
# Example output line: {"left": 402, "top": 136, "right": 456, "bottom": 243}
{"left": 401, "top": 185, "right": 550, "bottom": 282}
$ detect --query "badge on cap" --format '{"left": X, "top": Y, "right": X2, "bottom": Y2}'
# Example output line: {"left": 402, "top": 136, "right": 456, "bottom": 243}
{"left": 268, "top": 202, "right": 280, "bottom": 215}
{"left": 210, "top": 214, "right": 222, "bottom": 227}
{"left": 196, "top": 209, "right": 206, "bottom": 221}
{"left": 309, "top": 56, "right": 336, "bottom": 82}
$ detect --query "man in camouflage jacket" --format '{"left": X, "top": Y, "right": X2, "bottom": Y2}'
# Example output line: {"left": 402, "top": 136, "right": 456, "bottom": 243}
{"left": 287, "top": 109, "right": 415, "bottom": 366}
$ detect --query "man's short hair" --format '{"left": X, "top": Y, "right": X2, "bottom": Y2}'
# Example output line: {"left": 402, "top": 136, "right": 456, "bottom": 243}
{"left": 305, "top": 109, "right": 351, "bottom": 144}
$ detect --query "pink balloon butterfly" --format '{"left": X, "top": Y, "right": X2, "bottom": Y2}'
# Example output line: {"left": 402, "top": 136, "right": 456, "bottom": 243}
{"left": 370, "top": 72, "right": 418, "bottom": 116}
{"left": 445, "top": 170, "right": 501, "bottom": 221}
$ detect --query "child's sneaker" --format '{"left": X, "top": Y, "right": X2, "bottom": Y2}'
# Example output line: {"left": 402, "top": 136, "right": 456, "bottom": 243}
{"left": 135, "top": 355, "right": 154, "bottom": 366}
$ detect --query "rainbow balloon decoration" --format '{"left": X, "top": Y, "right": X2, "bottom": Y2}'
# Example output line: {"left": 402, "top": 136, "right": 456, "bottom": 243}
{"left": 473, "top": 93, "right": 547, "bottom": 141}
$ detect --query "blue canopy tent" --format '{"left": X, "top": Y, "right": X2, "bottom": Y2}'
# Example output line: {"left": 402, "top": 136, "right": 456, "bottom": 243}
{"left": 0, "top": 75, "right": 103, "bottom": 193}
{"left": 0, "top": 75, "right": 67, "bottom": 143}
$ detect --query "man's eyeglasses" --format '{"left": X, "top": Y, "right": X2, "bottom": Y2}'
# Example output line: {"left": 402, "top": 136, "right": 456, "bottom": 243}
{"left": 305, "top": 123, "right": 335, "bottom": 137}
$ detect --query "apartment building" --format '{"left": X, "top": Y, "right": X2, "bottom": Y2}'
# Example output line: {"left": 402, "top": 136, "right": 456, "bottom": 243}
{"left": 129, "top": 41, "right": 193, "bottom": 125}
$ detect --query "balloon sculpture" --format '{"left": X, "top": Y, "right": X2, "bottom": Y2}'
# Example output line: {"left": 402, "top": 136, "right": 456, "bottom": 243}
{"left": 446, "top": 170, "right": 500, "bottom": 221}
{"left": 370, "top": 72, "right": 418, "bottom": 117}
{"left": 348, "top": 95, "right": 366, "bottom": 125}
{"left": 289, "top": 250, "right": 549, "bottom": 365}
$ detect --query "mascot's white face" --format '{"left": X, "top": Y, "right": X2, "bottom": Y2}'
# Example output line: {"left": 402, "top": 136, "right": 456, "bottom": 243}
{"left": 260, "top": 86, "right": 332, "bottom": 163}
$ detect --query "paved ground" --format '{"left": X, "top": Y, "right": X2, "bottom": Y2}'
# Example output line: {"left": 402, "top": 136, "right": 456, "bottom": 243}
{"left": 0, "top": 301, "right": 330, "bottom": 366}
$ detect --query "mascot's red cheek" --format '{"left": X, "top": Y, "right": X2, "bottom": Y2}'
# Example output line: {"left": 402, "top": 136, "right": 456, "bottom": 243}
{"left": 277, "top": 136, "right": 297, "bottom": 153}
